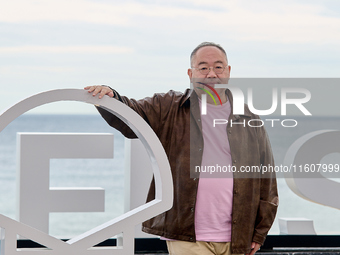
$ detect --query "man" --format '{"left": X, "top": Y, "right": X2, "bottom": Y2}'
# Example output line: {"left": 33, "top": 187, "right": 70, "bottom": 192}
{"left": 84, "top": 42, "right": 278, "bottom": 255}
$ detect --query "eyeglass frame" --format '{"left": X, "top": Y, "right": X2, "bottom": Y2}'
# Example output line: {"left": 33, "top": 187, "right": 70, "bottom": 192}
{"left": 191, "top": 64, "right": 229, "bottom": 75}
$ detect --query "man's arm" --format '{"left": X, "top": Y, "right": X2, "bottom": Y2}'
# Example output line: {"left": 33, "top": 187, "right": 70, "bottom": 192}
{"left": 84, "top": 85, "right": 139, "bottom": 138}
{"left": 84, "top": 85, "right": 172, "bottom": 139}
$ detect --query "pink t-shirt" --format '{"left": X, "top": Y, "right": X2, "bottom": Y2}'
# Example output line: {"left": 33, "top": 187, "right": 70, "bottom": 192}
{"left": 194, "top": 99, "right": 233, "bottom": 242}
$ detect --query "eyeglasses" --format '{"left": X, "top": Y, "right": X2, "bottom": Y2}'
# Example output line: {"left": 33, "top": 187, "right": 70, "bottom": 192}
{"left": 192, "top": 65, "right": 228, "bottom": 75}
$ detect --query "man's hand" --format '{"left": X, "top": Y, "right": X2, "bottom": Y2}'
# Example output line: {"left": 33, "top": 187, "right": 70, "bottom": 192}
{"left": 246, "top": 242, "right": 261, "bottom": 255}
{"left": 84, "top": 85, "right": 114, "bottom": 99}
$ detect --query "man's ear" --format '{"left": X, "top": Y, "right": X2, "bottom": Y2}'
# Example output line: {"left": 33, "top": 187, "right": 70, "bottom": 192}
{"left": 227, "top": 65, "right": 231, "bottom": 78}
{"left": 187, "top": 68, "right": 192, "bottom": 79}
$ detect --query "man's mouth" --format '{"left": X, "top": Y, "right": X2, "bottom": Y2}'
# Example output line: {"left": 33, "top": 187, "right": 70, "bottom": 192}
{"left": 197, "top": 82, "right": 218, "bottom": 88}
{"left": 197, "top": 82, "right": 212, "bottom": 86}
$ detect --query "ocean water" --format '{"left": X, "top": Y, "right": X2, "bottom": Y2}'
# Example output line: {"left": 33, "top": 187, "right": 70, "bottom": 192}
{"left": 0, "top": 114, "right": 340, "bottom": 239}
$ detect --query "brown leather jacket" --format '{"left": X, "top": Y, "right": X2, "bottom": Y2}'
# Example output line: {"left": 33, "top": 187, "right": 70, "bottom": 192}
{"left": 97, "top": 88, "right": 278, "bottom": 254}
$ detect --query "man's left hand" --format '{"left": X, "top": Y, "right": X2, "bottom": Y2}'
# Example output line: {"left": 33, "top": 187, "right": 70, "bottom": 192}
{"left": 246, "top": 242, "right": 261, "bottom": 255}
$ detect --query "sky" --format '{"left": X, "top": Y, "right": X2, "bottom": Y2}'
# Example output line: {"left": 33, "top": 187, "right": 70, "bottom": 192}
{"left": 0, "top": 0, "right": 340, "bottom": 114}
{"left": 1, "top": 0, "right": 340, "bottom": 238}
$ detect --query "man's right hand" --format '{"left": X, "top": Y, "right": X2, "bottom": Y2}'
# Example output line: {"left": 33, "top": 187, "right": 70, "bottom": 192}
{"left": 84, "top": 85, "right": 114, "bottom": 99}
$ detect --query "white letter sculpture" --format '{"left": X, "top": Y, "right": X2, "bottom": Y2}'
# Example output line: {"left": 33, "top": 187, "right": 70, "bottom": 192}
{"left": 284, "top": 130, "right": 340, "bottom": 209}
{"left": 17, "top": 132, "right": 111, "bottom": 234}
{"left": 0, "top": 89, "right": 173, "bottom": 255}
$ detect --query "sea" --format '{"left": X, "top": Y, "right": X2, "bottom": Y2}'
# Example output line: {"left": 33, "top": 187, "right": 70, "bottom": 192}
{"left": 0, "top": 114, "right": 340, "bottom": 239}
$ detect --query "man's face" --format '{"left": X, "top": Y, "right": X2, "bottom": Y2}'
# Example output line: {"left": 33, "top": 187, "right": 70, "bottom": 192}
{"left": 188, "top": 46, "right": 231, "bottom": 103}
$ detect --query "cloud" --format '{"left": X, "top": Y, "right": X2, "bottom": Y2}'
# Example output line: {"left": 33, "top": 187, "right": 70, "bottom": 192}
{"left": 0, "top": 0, "right": 207, "bottom": 25}
{"left": 1, "top": 0, "right": 339, "bottom": 45}
{"left": 0, "top": 46, "right": 134, "bottom": 54}
{"left": 0, "top": 0, "right": 129, "bottom": 25}
{"left": 0, "top": 0, "right": 209, "bottom": 24}
{"left": 179, "top": 0, "right": 340, "bottom": 44}
{"left": 0, "top": 65, "right": 75, "bottom": 75}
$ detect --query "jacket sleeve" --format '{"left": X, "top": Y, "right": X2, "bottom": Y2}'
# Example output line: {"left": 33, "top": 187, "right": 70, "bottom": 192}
{"left": 252, "top": 126, "right": 279, "bottom": 245}
{"left": 96, "top": 87, "right": 165, "bottom": 139}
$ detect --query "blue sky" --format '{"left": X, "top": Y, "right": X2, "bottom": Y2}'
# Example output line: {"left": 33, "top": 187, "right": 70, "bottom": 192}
{"left": 0, "top": 0, "right": 340, "bottom": 114}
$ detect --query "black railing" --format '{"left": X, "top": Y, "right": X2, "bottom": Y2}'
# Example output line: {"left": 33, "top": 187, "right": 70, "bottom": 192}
{"left": 15, "top": 236, "right": 340, "bottom": 254}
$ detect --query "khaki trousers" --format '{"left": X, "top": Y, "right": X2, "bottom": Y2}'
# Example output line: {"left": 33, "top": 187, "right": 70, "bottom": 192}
{"left": 166, "top": 240, "right": 243, "bottom": 255}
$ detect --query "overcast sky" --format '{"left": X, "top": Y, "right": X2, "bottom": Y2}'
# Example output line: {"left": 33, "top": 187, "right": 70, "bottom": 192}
{"left": 0, "top": 0, "right": 340, "bottom": 114}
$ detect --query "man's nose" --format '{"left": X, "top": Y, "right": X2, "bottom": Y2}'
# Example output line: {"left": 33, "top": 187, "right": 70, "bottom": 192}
{"left": 206, "top": 68, "right": 217, "bottom": 78}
